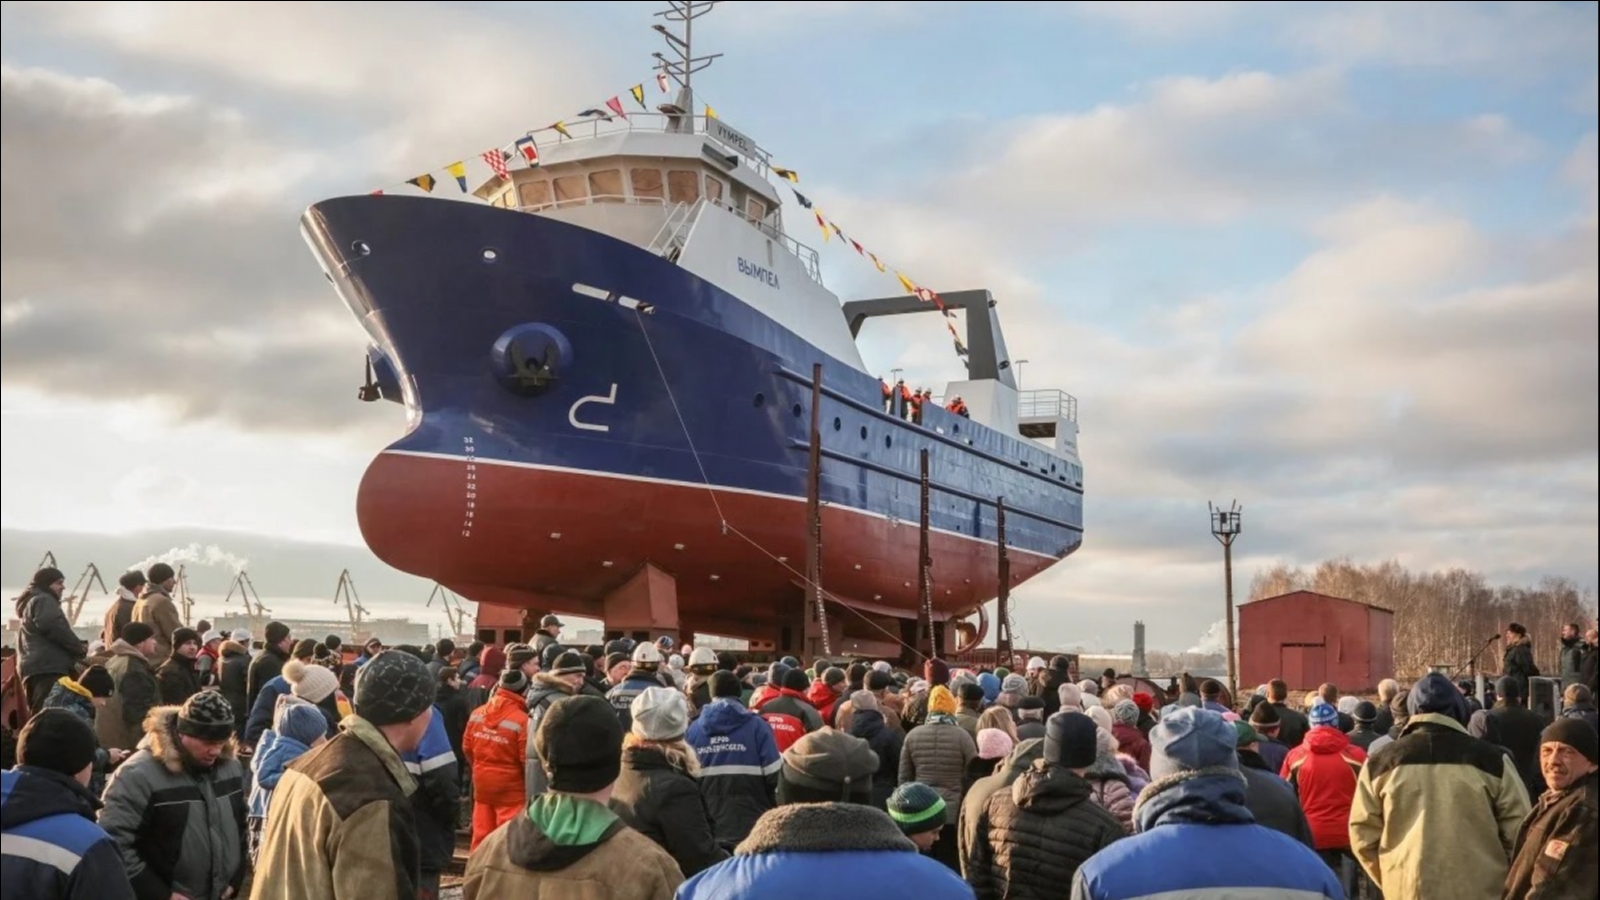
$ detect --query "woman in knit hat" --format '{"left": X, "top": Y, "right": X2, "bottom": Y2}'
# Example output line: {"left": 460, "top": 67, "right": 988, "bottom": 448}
{"left": 282, "top": 659, "right": 342, "bottom": 738}
{"left": 898, "top": 683, "right": 977, "bottom": 871}
{"left": 247, "top": 698, "right": 329, "bottom": 863}
{"left": 969, "top": 727, "right": 1015, "bottom": 789}
{"left": 1084, "top": 726, "right": 1135, "bottom": 832}
{"left": 612, "top": 687, "right": 728, "bottom": 877}
{"left": 1110, "top": 698, "right": 1151, "bottom": 772}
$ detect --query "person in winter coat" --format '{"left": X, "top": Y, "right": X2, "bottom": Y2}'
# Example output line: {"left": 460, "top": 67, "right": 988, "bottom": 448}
{"left": 1072, "top": 708, "right": 1341, "bottom": 900}
{"left": 102, "top": 570, "right": 144, "bottom": 650}
{"left": 607, "top": 643, "right": 671, "bottom": 731}
{"left": 1349, "top": 672, "right": 1531, "bottom": 900}
{"left": 462, "top": 667, "right": 532, "bottom": 848}
{"left": 96, "top": 622, "right": 159, "bottom": 756}
{"left": 1503, "top": 718, "right": 1598, "bottom": 900}
{"left": 1233, "top": 720, "right": 1315, "bottom": 848}
{"left": 98, "top": 693, "right": 248, "bottom": 900}
{"left": 523, "top": 651, "right": 605, "bottom": 799}
{"left": 246, "top": 699, "right": 328, "bottom": 864}
{"left": 1108, "top": 699, "right": 1150, "bottom": 773}
{"left": 802, "top": 667, "right": 848, "bottom": 727}
{"left": 677, "top": 727, "right": 973, "bottom": 900}
{"left": 1561, "top": 683, "right": 1599, "bottom": 732}
{"left": 434, "top": 666, "right": 470, "bottom": 764}
{"left": 1493, "top": 675, "right": 1551, "bottom": 801}
{"left": 969, "top": 727, "right": 1014, "bottom": 791}
{"left": 245, "top": 622, "right": 293, "bottom": 716}
{"left": 834, "top": 669, "right": 902, "bottom": 735}
{"left": 130, "top": 564, "right": 184, "bottom": 664}
{"left": 612, "top": 687, "right": 729, "bottom": 877}
{"left": 1084, "top": 727, "right": 1135, "bottom": 833}
{"left": 243, "top": 642, "right": 325, "bottom": 744}
{"left": 899, "top": 684, "right": 977, "bottom": 871}
{"left": 216, "top": 639, "right": 251, "bottom": 737}
{"left": 903, "top": 658, "right": 953, "bottom": 729}
{"left": 155, "top": 627, "right": 203, "bottom": 706}
{"left": 1347, "top": 700, "right": 1383, "bottom": 751}
{"left": 16, "top": 567, "right": 87, "bottom": 713}
{"left": 1283, "top": 702, "right": 1367, "bottom": 873}
{"left": 1502, "top": 622, "right": 1538, "bottom": 700}
{"left": 844, "top": 689, "right": 904, "bottom": 809}
{"left": 252, "top": 650, "right": 439, "bottom": 900}
{"left": 755, "top": 668, "right": 825, "bottom": 752}
{"left": 966, "top": 711, "right": 1125, "bottom": 898}
{"left": 1, "top": 710, "right": 135, "bottom": 900}
{"left": 402, "top": 701, "right": 460, "bottom": 900}
{"left": 40, "top": 666, "right": 123, "bottom": 797}
{"left": 954, "top": 681, "right": 985, "bottom": 738}
{"left": 958, "top": 737, "right": 1044, "bottom": 869}
{"left": 463, "top": 694, "right": 683, "bottom": 900}
{"left": 686, "top": 671, "right": 782, "bottom": 847}
{"left": 464, "top": 644, "right": 503, "bottom": 709}
{"left": 888, "top": 782, "right": 950, "bottom": 854}
{"left": 1246, "top": 701, "right": 1292, "bottom": 772}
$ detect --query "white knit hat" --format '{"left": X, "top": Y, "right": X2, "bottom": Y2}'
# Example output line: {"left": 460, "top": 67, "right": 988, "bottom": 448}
{"left": 630, "top": 686, "right": 688, "bottom": 741}
{"left": 284, "top": 659, "right": 339, "bottom": 705}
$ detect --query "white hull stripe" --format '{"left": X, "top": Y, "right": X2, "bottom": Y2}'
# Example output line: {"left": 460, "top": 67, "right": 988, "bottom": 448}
{"left": 383, "top": 449, "right": 1061, "bottom": 561}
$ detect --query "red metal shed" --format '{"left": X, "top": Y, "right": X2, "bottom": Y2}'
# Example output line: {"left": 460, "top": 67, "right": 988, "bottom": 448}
{"left": 1238, "top": 591, "right": 1395, "bottom": 693}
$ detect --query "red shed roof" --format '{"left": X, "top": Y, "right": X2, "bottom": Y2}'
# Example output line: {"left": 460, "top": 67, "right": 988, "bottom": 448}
{"left": 1240, "top": 590, "right": 1396, "bottom": 615}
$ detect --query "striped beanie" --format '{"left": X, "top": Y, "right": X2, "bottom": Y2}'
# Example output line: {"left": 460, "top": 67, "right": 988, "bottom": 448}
{"left": 887, "top": 781, "right": 946, "bottom": 836}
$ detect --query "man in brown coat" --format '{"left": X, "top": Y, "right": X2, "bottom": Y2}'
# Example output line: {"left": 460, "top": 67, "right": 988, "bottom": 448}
{"left": 1504, "top": 719, "right": 1598, "bottom": 900}
{"left": 132, "top": 563, "right": 185, "bottom": 662}
{"left": 464, "top": 694, "right": 682, "bottom": 900}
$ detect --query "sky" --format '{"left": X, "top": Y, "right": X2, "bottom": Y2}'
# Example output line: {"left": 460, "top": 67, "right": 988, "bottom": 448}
{"left": 1, "top": 0, "right": 1596, "bottom": 654}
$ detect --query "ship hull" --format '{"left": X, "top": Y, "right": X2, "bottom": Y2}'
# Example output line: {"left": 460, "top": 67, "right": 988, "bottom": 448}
{"left": 303, "top": 195, "right": 1083, "bottom": 648}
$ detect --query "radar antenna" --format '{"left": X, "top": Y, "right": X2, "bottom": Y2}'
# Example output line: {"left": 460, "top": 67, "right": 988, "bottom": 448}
{"left": 652, "top": 1, "right": 722, "bottom": 134}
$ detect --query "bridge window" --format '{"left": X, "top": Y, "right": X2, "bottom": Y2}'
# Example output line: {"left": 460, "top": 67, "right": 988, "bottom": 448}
{"left": 630, "top": 168, "right": 664, "bottom": 202}
{"left": 667, "top": 170, "right": 701, "bottom": 204}
{"left": 588, "top": 169, "right": 624, "bottom": 203}
{"left": 745, "top": 196, "right": 767, "bottom": 223}
{"left": 552, "top": 174, "right": 587, "bottom": 207}
{"left": 518, "top": 179, "right": 552, "bottom": 209}
{"left": 704, "top": 174, "right": 726, "bottom": 207}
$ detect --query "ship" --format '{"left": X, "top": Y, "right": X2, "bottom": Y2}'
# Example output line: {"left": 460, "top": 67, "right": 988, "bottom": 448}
{"left": 300, "top": 2, "right": 1084, "bottom": 662}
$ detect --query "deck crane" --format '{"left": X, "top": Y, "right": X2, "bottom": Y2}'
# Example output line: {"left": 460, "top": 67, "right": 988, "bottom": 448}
{"left": 174, "top": 565, "right": 196, "bottom": 626}
{"left": 333, "top": 569, "right": 370, "bottom": 642}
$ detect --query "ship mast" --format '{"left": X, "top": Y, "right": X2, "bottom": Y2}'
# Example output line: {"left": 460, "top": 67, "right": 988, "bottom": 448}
{"left": 652, "top": 1, "right": 722, "bottom": 134}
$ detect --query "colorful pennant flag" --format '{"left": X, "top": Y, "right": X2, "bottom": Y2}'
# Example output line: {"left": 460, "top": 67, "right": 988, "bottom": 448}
{"left": 577, "top": 108, "right": 612, "bottom": 121}
{"left": 514, "top": 136, "right": 539, "bottom": 167}
{"left": 630, "top": 84, "right": 646, "bottom": 109}
{"left": 552, "top": 121, "right": 572, "bottom": 139}
{"left": 481, "top": 149, "right": 509, "bottom": 181}
{"left": 704, "top": 104, "right": 718, "bottom": 120}
{"left": 814, "top": 210, "right": 830, "bottom": 243}
{"left": 896, "top": 272, "right": 918, "bottom": 296}
{"left": 407, "top": 174, "right": 436, "bottom": 193}
{"left": 772, "top": 166, "right": 799, "bottom": 183}
{"left": 868, "top": 252, "right": 886, "bottom": 273}
{"left": 792, "top": 190, "right": 813, "bottom": 209}
{"left": 656, "top": 72, "right": 670, "bottom": 92}
{"left": 605, "top": 96, "right": 627, "bottom": 120}
{"left": 446, "top": 161, "right": 468, "bottom": 192}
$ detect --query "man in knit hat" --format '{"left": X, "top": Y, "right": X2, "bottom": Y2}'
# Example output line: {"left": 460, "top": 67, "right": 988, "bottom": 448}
{"left": 1073, "top": 708, "right": 1339, "bottom": 899}
{"left": 131, "top": 563, "right": 183, "bottom": 664}
{"left": 2, "top": 710, "right": 135, "bottom": 900}
{"left": 254, "top": 650, "right": 438, "bottom": 900}
{"left": 156, "top": 627, "right": 204, "bottom": 706}
{"left": 464, "top": 695, "right": 683, "bottom": 900}
{"left": 678, "top": 727, "right": 973, "bottom": 899}
{"left": 966, "top": 711, "right": 1123, "bottom": 894}
{"left": 39, "top": 664, "right": 124, "bottom": 797}
{"left": 243, "top": 638, "right": 324, "bottom": 746}
{"left": 99, "top": 691, "right": 248, "bottom": 900}
{"left": 96, "top": 621, "right": 159, "bottom": 760}
{"left": 246, "top": 621, "right": 294, "bottom": 717}
{"left": 523, "top": 650, "right": 608, "bottom": 799}
{"left": 1504, "top": 718, "right": 1598, "bottom": 899}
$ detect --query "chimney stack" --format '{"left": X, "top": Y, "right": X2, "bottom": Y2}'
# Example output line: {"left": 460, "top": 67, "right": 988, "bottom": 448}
{"left": 1133, "top": 620, "right": 1148, "bottom": 676}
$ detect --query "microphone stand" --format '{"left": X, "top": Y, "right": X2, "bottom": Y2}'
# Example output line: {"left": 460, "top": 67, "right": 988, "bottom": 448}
{"left": 1454, "top": 635, "right": 1499, "bottom": 679}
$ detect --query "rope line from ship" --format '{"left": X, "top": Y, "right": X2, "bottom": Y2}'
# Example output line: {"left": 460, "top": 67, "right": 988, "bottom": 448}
{"left": 631, "top": 305, "right": 934, "bottom": 663}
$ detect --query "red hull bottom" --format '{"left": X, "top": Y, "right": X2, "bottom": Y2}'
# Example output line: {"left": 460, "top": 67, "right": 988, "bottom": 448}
{"left": 359, "top": 452, "right": 1057, "bottom": 655}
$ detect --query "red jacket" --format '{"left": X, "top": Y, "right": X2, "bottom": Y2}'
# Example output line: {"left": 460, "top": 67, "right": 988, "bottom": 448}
{"left": 1112, "top": 721, "right": 1151, "bottom": 773}
{"left": 1281, "top": 725, "right": 1366, "bottom": 850}
{"left": 755, "top": 688, "right": 823, "bottom": 752}
{"left": 804, "top": 681, "right": 843, "bottom": 726}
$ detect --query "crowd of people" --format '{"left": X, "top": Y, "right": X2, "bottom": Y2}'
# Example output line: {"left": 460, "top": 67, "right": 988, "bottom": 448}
{"left": 4, "top": 564, "right": 1598, "bottom": 900}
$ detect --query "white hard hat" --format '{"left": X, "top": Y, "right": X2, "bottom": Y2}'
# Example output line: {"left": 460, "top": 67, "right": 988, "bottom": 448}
{"left": 1027, "top": 656, "right": 1047, "bottom": 671}
{"left": 232, "top": 629, "right": 252, "bottom": 643}
{"left": 688, "top": 646, "right": 717, "bottom": 668}
{"left": 201, "top": 630, "right": 223, "bottom": 645}
{"left": 632, "top": 642, "right": 663, "bottom": 665}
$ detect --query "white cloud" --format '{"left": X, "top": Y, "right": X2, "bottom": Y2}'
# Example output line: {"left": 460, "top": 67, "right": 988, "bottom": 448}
{"left": 1065, "top": 1, "right": 1262, "bottom": 39}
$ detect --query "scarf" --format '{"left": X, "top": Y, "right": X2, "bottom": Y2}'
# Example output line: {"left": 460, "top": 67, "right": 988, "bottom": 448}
{"left": 925, "top": 712, "right": 959, "bottom": 726}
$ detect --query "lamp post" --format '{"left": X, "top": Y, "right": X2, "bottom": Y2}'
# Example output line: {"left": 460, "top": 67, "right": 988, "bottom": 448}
{"left": 1209, "top": 501, "right": 1242, "bottom": 699}
{"left": 1014, "top": 359, "right": 1030, "bottom": 390}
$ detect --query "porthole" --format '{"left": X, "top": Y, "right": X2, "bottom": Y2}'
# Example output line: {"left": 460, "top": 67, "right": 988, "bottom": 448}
{"left": 833, "top": 417, "right": 842, "bottom": 431}
{"left": 351, "top": 240, "right": 370, "bottom": 256}
{"left": 792, "top": 403, "right": 803, "bottom": 418}
{"left": 885, "top": 435, "right": 893, "bottom": 449}
{"left": 860, "top": 425, "right": 868, "bottom": 440}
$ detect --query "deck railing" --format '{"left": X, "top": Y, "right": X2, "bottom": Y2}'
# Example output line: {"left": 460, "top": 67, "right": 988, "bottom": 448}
{"left": 1017, "top": 389, "right": 1078, "bottom": 423}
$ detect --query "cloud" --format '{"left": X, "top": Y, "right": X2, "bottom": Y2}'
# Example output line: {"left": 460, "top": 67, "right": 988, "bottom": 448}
{"left": 0, "top": 2, "right": 621, "bottom": 437}
{"left": 1065, "top": 0, "right": 1262, "bottom": 39}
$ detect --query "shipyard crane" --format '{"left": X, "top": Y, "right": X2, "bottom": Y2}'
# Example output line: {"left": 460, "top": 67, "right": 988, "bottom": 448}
{"left": 34, "top": 552, "right": 111, "bottom": 627}
{"left": 174, "top": 564, "right": 196, "bottom": 626}
{"left": 222, "top": 570, "right": 272, "bottom": 634}
{"left": 333, "top": 569, "right": 370, "bottom": 642}
{"left": 426, "top": 583, "right": 473, "bottom": 638}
